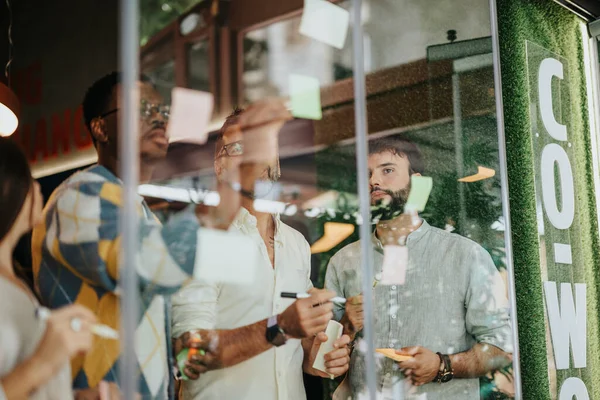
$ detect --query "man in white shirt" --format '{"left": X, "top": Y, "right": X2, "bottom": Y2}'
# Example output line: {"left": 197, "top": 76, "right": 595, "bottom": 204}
{"left": 172, "top": 105, "right": 351, "bottom": 400}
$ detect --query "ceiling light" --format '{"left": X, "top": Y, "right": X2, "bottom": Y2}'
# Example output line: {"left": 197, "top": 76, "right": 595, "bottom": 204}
{"left": 0, "top": 82, "right": 19, "bottom": 137}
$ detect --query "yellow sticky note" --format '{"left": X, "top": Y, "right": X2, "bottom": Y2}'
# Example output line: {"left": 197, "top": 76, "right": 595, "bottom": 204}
{"left": 458, "top": 166, "right": 496, "bottom": 182}
{"left": 375, "top": 348, "right": 413, "bottom": 362}
{"left": 289, "top": 74, "right": 323, "bottom": 120}
{"left": 404, "top": 176, "right": 433, "bottom": 213}
{"left": 311, "top": 222, "right": 355, "bottom": 254}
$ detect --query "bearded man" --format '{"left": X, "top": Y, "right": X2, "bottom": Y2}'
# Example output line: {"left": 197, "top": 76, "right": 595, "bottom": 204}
{"left": 324, "top": 137, "right": 513, "bottom": 399}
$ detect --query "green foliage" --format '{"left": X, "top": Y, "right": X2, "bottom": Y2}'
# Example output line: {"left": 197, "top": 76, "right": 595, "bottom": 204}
{"left": 140, "top": 0, "right": 202, "bottom": 45}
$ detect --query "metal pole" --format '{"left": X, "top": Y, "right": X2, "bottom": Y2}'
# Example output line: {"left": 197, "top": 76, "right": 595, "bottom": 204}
{"left": 119, "top": 0, "right": 140, "bottom": 398}
{"left": 351, "top": 0, "right": 377, "bottom": 398}
{"left": 489, "top": 0, "right": 522, "bottom": 398}
{"left": 452, "top": 73, "right": 467, "bottom": 232}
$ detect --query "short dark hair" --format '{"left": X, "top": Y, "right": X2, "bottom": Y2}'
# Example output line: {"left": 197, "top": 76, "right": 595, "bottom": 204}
{"left": 368, "top": 137, "right": 424, "bottom": 174}
{"left": 0, "top": 138, "right": 34, "bottom": 242}
{"left": 214, "top": 107, "right": 244, "bottom": 158}
{"left": 82, "top": 71, "right": 153, "bottom": 143}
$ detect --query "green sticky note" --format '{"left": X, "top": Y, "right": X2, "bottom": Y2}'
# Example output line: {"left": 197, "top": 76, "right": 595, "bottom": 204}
{"left": 289, "top": 74, "right": 323, "bottom": 120}
{"left": 177, "top": 348, "right": 206, "bottom": 381}
{"left": 177, "top": 349, "right": 191, "bottom": 381}
{"left": 404, "top": 176, "right": 433, "bottom": 212}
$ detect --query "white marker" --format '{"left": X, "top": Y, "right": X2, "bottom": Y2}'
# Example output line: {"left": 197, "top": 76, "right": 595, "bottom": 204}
{"left": 281, "top": 292, "right": 347, "bottom": 304}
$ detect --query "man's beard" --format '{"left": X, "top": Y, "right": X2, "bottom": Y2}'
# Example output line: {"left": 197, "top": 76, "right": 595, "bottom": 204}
{"left": 371, "top": 186, "right": 410, "bottom": 222}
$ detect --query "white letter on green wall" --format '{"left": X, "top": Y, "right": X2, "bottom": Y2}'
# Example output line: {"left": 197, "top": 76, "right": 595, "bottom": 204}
{"left": 541, "top": 143, "right": 575, "bottom": 230}
{"left": 539, "top": 57, "right": 567, "bottom": 141}
{"left": 559, "top": 377, "right": 590, "bottom": 400}
{"left": 544, "top": 282, "right": 587, "bottom": 369}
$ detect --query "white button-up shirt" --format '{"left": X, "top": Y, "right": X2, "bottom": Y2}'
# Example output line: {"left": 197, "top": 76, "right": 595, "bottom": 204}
{"left": 172, "top": 208, "right": 313, "bottom": 400}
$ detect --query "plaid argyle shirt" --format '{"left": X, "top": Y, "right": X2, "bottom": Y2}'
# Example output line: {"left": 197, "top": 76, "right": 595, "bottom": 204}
{"left": 32, "top": 165, "right": 199, "bottom": 400}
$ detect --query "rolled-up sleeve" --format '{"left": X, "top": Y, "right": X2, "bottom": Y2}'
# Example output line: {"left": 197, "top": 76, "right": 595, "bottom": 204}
{"left": 464, "top": 246, "right": 513, "bottom": 353}
{"left": 171, "top": 279, "right": 220, "bottom": 338}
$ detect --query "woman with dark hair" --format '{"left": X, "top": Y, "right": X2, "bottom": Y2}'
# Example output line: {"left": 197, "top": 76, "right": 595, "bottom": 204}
{"left": 0, "top": 138, "right": 97, "bottom": 399}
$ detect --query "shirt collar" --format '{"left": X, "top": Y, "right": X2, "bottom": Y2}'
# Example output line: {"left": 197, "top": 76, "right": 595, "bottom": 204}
{"left": 371, "top": 218, "right": 431, "bottom": 250}
{"left": 232, "top": 207, "right": 283, "bottom": 244}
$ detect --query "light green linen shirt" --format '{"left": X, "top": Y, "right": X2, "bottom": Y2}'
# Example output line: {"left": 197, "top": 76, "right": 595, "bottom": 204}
{"left": 325, "top": 220, "right": 513, "bottom": 399}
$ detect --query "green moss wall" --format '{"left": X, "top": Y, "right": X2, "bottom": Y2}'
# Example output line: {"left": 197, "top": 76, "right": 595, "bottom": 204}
{"left": 497, "top": 0, "right": 600, "bottom": 398}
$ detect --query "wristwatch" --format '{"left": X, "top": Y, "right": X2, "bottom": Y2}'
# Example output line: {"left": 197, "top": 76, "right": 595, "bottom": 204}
{"left": 435, "top": 353, "right": 454, "bottom": 383}
{"left": 266, "top": 315, "right": 287, "bottom": 347}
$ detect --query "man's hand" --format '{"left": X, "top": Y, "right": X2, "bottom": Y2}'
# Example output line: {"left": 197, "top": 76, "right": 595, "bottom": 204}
{"left": 397, "top": 346, "right": 440, "bottom": 386}
{"left": 239, "top": 98, "right": 291, "bottom": 165}
{"left": 340, "top": 294, "right": 363, "bottom": 338}
{"left": 174, "top": 330, "right": 221, "bottom": 380}
{"left": 278, "top": 289, "right": 335, "bottom": 338}
{"left": 305, "top": 333, "right": 351, "bottom": 378}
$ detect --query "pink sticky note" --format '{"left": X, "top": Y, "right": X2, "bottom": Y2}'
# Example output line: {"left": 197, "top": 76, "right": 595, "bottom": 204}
{"left": 380, "top": 245, "right": 408, "bottom": 285}
{"left": 167, "top": 87, "right": 214, "bottom": 144}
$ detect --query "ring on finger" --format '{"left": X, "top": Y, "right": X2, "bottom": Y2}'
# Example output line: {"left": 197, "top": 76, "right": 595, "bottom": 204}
{"left": 70, "top": 317, "right": 82, "bottom": 332}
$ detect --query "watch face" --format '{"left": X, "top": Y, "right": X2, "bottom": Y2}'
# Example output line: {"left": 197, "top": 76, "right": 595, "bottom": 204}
{"left": 441, "top": 372, "right": 453, "bottom": 383}
{"left": 266, "top": 323, "right": 287, "bottom": 347}
{"left": 270, "top": 330, "right": 287, "bottom": 347}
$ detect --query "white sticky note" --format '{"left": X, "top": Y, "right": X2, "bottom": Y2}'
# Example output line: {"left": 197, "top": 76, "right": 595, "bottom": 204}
{"left": 380, "top": 245, "right": 408, "bottom": 285}
{"left": 194, "top": 229, "right": 259, "bottom": 285}
{"left": 299, "top": 0, "right": 350, "bottom": 50}
{"left": 312, "top": 320, "right": 344, "bottom": 376}
{"left": 289, "top": 74, "right": 323, "bottom": 120}
{"left": 167, "top": 87, "right": 214, "bottom": 144}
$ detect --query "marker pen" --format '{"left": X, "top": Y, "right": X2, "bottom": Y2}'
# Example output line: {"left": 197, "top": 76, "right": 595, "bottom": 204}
{"left": 280, "top": 292, "right": 347, "bottom": 304}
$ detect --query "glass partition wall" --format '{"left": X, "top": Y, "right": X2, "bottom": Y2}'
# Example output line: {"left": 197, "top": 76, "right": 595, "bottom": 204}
{"left": 115, "top": 0, "right": 521, "bottom": 399}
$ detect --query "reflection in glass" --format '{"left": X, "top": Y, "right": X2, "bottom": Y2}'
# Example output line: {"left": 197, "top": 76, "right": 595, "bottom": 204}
{"left": 187, "top": 40, "right": 211, "bottom": 92}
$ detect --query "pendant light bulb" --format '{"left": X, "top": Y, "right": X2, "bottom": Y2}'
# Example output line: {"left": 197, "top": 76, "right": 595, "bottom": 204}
{"left": 0, "top": 82, "right": 19, "bottom": 136}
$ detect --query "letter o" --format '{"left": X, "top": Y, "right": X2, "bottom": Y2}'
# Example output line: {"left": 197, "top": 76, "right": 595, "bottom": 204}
{"left": 541, "top": 143, "right": 575, "bottom": 230}
{"left": 559, "top": 378, "right": 590, "bottom": 400}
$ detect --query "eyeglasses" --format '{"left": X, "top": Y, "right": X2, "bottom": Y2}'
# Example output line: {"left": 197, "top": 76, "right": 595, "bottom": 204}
{"left": 217, "top": 141, "right": 244, "bottom": 158}
{"left": 97, "top": 100, "right": 171, "bottom": 122}
{"left": 140, "top": 100, "right": 170, "bottom": 121}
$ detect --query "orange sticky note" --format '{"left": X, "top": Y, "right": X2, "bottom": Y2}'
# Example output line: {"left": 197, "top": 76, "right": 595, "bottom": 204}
{"left": 375, "top": 348, "right": 413, "bottom": 362}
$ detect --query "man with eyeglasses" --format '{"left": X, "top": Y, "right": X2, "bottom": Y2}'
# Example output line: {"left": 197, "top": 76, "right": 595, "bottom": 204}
{"left": 170, "top": 108, "right": 352, "bottom": 400}
{"left": 31, "top": 73, "right": 334, "bottom": 400}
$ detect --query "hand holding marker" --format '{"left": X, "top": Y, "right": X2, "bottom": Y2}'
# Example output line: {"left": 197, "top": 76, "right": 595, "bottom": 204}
{"left": 37, "top": 307, "right": 119, "bottom": 340}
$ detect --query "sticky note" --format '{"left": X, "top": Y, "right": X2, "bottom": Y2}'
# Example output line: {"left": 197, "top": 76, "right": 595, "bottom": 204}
{"left": 299, "top": 0, "right": 350, "bottom": 50}
{"left": 458, "top": 166, "right": 496, "bottom": 182}
{"left": 311, "top": 222, "right": 355, "bottom": 254}
{"left": 404, "top": 176, "right": 433, "bottom": 213}
{"left": 194, "top": 229, "right": 259, "bottom": 285}
{"left": 375, "top": 348, "right": 413, "bottom": 362}
{"left": 380, "top": 245, "right": 408, "bottom": 285}
{"left": 312, "top": 320, "right": 344, "bottom": 377}
{"left": 289, "top": 74, "right": 323, "bottom": 120}
{"left": 167, "top": 87, "right": 214, "bottom": 144}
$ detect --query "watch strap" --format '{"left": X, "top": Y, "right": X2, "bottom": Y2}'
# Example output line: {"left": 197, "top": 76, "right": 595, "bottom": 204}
{"left": 435, "top": 352, "right": 453, "bottom": 383}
